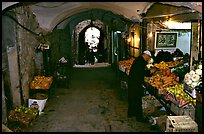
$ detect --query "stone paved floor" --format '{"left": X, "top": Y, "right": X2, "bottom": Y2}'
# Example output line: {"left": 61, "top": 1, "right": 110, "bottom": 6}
{"left": 22, "top": 65, "right": 161, "bottom": 132}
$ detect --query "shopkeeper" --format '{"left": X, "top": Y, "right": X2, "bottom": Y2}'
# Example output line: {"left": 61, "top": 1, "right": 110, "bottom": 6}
{"left": 127, "top": 50, "right": 156, "bottom": 122}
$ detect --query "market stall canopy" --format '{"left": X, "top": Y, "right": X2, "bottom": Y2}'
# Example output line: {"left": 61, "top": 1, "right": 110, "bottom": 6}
{"left": 2, "top": 2, "right": 202, "bottom": 31}
{"left": 143, "top": 2, "right": 202, "bottom": 23}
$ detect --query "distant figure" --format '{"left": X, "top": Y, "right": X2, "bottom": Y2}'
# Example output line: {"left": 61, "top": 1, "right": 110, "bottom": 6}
{"left": 90, "top": 49, "right": 95, "bottom": 65}
{"left": 173, "top": 48, "right": 183, "bottom": 57}
{"left": 183, "top": 53, "right": 190, "bottom": 63}
{"left": 103, "top": 48, "right": 108, "bottom": 62}
{"left": 94, "top": 56, "right": 98, "bottom": 63}
{"left": 85, "top": 48, "right": 90, "bottom": 64}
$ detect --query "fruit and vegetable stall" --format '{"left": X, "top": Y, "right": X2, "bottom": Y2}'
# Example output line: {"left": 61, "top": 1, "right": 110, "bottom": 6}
{"left": 7, "top": 56, "right": 70, "bottom": 132}
{"left": 7, "top": 75, "right": 53, "bottom": 131}
{"left": 118, "top": 50, "right": 202, "bottom": 132}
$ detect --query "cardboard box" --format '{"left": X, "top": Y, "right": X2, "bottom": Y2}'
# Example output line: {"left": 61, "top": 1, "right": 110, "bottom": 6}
{"left": 156, "top": 115, "right": 167, "bottom": 131}
{"left": 165, "top": 116, "right": 198, "bottom": 132}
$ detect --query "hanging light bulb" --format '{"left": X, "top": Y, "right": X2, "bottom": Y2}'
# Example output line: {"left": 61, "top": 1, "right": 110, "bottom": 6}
{"left": 162, "top": 17, "right": 177, "bottom": 28}
{"left": 148, "top": 32, "right": 153, "bottom": 37}
{"left": 148, "top": 21, "right": 153, "bottom": 38}
{"left": 163, "top": 20, "right": 169, "bottom": 27}
{"left": 127, "top": 38, "right": 131, "bottom": 42}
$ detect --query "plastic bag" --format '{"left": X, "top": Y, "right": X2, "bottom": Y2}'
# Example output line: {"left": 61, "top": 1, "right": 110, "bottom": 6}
{"left": 28, "top": 99, "right": 47, "bottom": 112}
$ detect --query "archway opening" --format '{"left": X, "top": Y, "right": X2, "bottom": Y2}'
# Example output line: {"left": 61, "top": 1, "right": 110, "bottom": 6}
{"left": 84, "top": 27, "right": 100, "bottom": 64}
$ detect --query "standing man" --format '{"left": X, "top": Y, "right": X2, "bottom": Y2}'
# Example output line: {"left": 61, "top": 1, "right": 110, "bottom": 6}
{"left": 127, "top": 50, "right": 155, "bottom": 122}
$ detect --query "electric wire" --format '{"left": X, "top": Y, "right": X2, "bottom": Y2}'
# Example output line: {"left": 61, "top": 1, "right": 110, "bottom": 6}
{"left": 3, "top": 12, "right": 40, "bottom": 36}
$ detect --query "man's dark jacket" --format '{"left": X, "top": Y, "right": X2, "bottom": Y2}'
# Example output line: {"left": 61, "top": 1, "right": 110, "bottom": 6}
{"left": 127, "top": 55, "right": 151, "bottom": 117}
{"left": 128, "top": 56, "right": 151, "bottom": 89}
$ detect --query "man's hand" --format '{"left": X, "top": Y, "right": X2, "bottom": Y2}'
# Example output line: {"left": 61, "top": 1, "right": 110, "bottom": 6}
{"left": 150, "top": 68, "right": 157, "bottom": 74}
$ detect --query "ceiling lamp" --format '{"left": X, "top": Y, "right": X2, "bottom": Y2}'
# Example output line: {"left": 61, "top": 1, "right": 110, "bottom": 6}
{"left": 162, "top": 19, "right": 191, "bottom": 29}
{"left": 148, "top": 21, "right": 153, "bottom": 38}
{"left": 127, "top": 37, "right": 131, "bottom": 42}
{"left": 148, "top": 32, "right": 153, "bottom": 38}
{"left": 130, "top": 15, "right": 142, "bottom": 22}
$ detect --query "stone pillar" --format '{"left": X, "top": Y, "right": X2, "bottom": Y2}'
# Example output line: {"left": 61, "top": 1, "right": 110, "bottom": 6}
{"left": 140, "top": 20, "right": 147, "bottom": 52}
{"left": 2, "top": 75, "right": 8, "bottom": 125}
{"left": 190, "top": 22, "right": 199, "bottom": 69}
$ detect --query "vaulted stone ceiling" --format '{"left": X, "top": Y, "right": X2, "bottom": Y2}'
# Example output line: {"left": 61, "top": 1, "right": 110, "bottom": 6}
{"left": 2, "top": 2, "right": 202, "bottom": 31}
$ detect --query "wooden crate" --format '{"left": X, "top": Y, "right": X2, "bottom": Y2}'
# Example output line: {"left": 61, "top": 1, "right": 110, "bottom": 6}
{"left": 142, "top": 95, "right": 162, "bottom": 109}
{"left": 165, "top": 116, "right": 198, "bottom": 132}
{"left": 170, "top": 103, "right": 195, "bottom": 120}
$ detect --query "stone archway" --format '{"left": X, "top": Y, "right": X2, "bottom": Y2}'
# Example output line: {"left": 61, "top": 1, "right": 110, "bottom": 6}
{"left": 73, "top": 19, "right": 106, "bottom": 65}
{"left": 77, "top": 24, "right": 106, "bottom": 65}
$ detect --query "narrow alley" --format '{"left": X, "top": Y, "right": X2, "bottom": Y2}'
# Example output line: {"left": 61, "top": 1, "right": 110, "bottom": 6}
{"left": 2, "top": 2, "right": 202, "bottom": 132}
{"left": 22, "top": 66, "right": 160, "bottom": 132}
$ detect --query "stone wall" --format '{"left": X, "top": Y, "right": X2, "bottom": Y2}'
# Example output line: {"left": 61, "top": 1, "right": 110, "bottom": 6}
{"left": 2, "top": 75, "right": 8, "bottom": 124}
{"left": 14, "top": 6, "right": 42, "bottom": 102}
{"left": 45, "top": 29, "right": 73, "bottom": 70}
{"left": 2, "top": 5, "right": 43, "bottom": 124}
{"left": 2, "top": 12, "right": 16, "bottom": 109}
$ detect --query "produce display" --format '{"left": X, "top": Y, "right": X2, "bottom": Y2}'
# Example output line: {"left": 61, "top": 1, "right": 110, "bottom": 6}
{"left": 154, "top": 61, "right": 180, "bottom": 69}
{"left": 30, "top": 76, "right": 53, "bottom": 90}
{"left": 118, "top": 57, "right": 135, "bottom": 75}
{"left": 165, "top": 84, "right": 196, "bottom": 107}
{"left": 144, "top": 59, "right": 198, "bottom": 106}
{"left": 145, "top": 68, "right": 179, "bottom": 94}
{"left": 183, "top": 64, "right": 202, "bottom": 98}
{"left": 184, "top": 64, "right": 202, "bottom": 89}
{"left": 118, "top": 49, "right": 201, "bottom": 131}
{"left": 144, "top": 60, "right": 186, "bottom": 94}
{"left": 118, "top": 55, "right": 198, "bottom": 109}
{"left": 8, "top": 106, "right": 39, "bottom": 127}
{"left": 165, "top": 60, "right": 180, "bottom": 68}
{"left": 154, "top": 61, "right": 169, "bottom": 69}
{"left": 171, "top": 64, "right": 189, "bottom": 83}
{"left": 118, "top": 58, "right": 180, "bottom": 75}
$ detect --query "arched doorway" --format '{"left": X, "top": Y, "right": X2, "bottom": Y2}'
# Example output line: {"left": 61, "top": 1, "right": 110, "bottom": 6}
{"left": 78, "top": 24, "right": 107, "bottom": 65}
{"left": 84, "top": 26, "right": 100, "bottom": 65}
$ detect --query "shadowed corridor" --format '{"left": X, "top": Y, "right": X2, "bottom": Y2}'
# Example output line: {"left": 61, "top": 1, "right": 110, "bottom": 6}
{"left": 22, "top": 66, "right": 160, "bottom": 132}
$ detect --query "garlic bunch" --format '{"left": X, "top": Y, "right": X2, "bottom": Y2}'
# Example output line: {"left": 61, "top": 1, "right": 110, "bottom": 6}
{"left": 184, "top": 64, "right": 202, "bottom": 88}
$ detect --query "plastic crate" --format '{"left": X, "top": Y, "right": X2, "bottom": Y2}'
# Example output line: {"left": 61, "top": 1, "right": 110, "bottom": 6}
{"left": 165, "top": 116, "right": 198, "bottom": 132}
